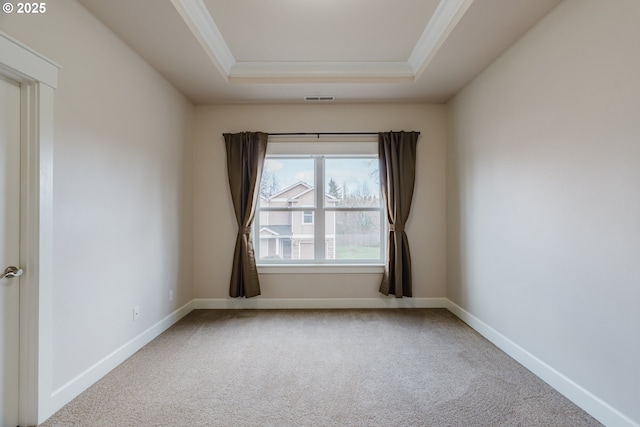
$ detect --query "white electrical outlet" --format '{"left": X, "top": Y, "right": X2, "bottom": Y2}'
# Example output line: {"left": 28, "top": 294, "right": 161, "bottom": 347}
{"left": 169, "top": 290, "right": 174, "bottom": 301}
{"left": 133, "top": 306, "right": 140, "bottom": 321}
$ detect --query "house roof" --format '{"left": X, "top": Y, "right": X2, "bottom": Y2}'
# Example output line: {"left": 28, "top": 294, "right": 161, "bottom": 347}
{"left": 268, "top": 181, "right": 312, "bottom": 200}
{"left": 259, "top": 225, "right": 292, "bottom": 237}
{"left": 267, "top": 181, "right": 340, "bottom": 202}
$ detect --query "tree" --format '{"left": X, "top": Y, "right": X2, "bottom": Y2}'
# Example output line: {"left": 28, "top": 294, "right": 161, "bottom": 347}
{"left": 366, "top": 159, "right": 380, "bottom": 186}
{"left": 260, "top": 170, "right": 279, "bottom": 198}
{"left": 344, "top": 181, "right": 376, "bottom": 206}
{"left": 337, "top": 181, "right": 378, "bottom": 238}
{"left": 328, "top": 177, "right": 342, "bottom": 200}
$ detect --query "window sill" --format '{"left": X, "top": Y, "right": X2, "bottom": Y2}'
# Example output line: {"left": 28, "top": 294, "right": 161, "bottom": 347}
{"left": 257, "top": 264, "right": 385, "bottom": 274}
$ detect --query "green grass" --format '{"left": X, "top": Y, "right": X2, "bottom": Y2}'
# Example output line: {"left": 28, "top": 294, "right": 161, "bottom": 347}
{"left": 335, "top": 245, "right": 380, "bottom": 259}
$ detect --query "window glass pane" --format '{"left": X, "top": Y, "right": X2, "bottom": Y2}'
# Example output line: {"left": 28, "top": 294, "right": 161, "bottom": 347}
{"left": 259, "top": 211, "right": 315, "bottom": 261}
{"left": 324, "top": 158, "right": 380, "bottom": 207}
{"left": 303, "top": 211, "right": 313, "bottom": 224}
{"left": 257, "top": 155, "right": 384, "bottom": 265}
{"left": 327, "top": 211, "right": 381, "bottom": 260}
{"left": 260, "top": 158, "right": 315, "bottom": 207}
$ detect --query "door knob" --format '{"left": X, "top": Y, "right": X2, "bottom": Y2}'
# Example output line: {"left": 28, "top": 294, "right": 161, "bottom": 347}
{"left": 1, "top": 266, "right": 23, "bottom": 279}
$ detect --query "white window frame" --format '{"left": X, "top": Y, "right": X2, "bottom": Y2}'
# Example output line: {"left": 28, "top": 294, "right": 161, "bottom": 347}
{"left": 255, "top": 140, "right": 386, "bottom": 271}
{"left": 302, "top": 211, "right": 314, "bottom": 224}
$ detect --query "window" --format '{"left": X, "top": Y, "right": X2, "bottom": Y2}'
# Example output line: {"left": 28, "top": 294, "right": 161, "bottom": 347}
{"left": 256, "top": 147, "right": 385, "bottom": 265}
{"left": 303, "top": 211, "right": 314, "bottom": 224}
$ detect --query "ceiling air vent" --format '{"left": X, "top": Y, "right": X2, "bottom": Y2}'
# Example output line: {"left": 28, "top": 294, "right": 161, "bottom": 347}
{"left": 304, "top": 96, "right": 335, "bottom": 102}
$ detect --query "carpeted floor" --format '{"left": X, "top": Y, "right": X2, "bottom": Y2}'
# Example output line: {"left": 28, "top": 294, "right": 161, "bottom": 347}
{"left": 40, "top": 309, "right": 602, "bottom": 426}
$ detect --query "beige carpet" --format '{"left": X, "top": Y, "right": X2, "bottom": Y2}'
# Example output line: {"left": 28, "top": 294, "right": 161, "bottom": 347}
{"left": 40, "top": 309, "right": 601, "bottom": 426}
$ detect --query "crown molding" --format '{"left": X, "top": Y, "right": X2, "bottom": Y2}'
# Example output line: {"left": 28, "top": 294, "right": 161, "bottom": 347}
{"left": 170, "top": 0, "right": 472, "bottom": 84}
{"left": 169, "top": 0, "right": 234, "bottom": 80}
{"left": 230, "top": 61, "right": 415, "bottom": 84}
{"left": 408, "top": 0, "right": 475, "bottom": 78}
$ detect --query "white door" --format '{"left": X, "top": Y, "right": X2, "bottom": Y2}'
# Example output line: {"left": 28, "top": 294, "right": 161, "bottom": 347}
{"left": 0, "top": 74, "right": 21, "bottom": 427}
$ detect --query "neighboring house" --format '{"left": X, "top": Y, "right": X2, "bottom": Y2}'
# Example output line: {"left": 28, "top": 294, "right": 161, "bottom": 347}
{"left": 258, "top": 182, "right": 339, "bottom": 260}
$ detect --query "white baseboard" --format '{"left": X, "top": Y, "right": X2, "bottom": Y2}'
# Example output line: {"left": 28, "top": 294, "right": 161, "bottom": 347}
{"left": 43, "top": 297, "right": 442, "bottom": 421}
{"left": 47, "top": 300, "right": 194, "bottom": 418}
{"left": 42, "top": 297, "right": 637, "bottom": 427}
{"left": 445, "top": 300, "right": 638, "bottom": 427}
{"left": 193, "top": 297, "right": 448, "bottom": 310}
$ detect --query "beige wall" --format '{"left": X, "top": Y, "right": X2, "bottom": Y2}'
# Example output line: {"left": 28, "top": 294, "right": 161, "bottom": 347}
{"left": 265, "top": 210, "right": 290, "bottom": 225}
{"left": 447, "top": 0, "right": 640, "bottom": 423}
{"left": 8, "top": 0, "right": 637, "bottom": 424}
{"left": 194, "top": 103, "right": 446, "bottom": 299}
{"left": 0, "top": 0, "right": 194, "bottom": 410}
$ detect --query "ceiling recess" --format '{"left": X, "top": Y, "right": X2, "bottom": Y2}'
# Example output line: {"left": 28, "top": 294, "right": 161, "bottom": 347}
{"left": 170, "top": 0, "right": 473, "bottom": 84}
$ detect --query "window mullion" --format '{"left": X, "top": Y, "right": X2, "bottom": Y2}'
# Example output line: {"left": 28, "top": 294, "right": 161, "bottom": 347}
{"left": 314, "top": 156, "right": 325, "bottom": 261}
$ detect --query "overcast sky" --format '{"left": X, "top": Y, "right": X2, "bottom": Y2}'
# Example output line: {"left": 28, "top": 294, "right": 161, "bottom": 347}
{"left": 264, "top": 157, "right": 379, "bottom": 197}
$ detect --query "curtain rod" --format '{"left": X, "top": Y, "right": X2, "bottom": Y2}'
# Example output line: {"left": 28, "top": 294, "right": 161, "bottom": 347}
{"left": 267, "top": 132, "right": 419, "bottom": 138}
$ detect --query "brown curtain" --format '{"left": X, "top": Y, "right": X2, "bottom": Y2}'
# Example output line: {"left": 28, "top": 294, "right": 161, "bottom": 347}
{"left": 224, "top": 132, "right": 268, "bottom": 298}
{"left": 378, "top": 131, "right": 419, "bottom": 298}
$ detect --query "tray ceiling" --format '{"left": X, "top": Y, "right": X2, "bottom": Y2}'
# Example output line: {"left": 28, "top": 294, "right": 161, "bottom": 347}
{"left": 79, "top": 0, "right": 562, "bottom": 104}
